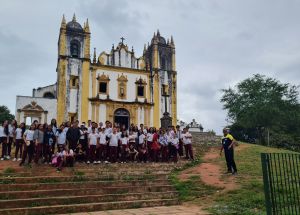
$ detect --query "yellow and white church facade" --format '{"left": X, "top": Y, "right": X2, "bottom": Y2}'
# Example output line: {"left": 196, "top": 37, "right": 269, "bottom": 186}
{"left": 15, "top": 15, "right": 177, "bottom": 128}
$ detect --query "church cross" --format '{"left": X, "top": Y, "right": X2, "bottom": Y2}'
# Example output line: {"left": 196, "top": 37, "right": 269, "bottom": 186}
{"left": 120, "top": 37, "right": 125, "bottom": 44}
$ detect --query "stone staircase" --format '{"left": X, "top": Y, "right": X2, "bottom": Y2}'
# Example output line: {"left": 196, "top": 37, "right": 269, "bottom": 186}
{"left": 0, "top": 162, "right": 182, "bottom": 215}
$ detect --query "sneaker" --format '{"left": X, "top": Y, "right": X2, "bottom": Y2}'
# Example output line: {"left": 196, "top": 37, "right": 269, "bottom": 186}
{"left": 87, "top": 161, "right": 90, "bottom": 164}
{"left": 6, "top": 156, "right": 10, "bottom": 160}
{"left": 13, "top": 158, "right": 17, "bottom": 161}
{"left": 17, "top": 158, "right": 22, "bottom": 161}
{"left": 232, "top": 171, "right": 238, "bottom": 176}
{"left": 97, "top": 161, "right": 101, "bottom": 164}
{"left": 0, "top": 158, "right": 4, "bottom": 161}
{"left": 93, "top": 161, "right": 97, "bottom": 164}
{"left": 104, "top": 160, "right": 108, "bottom": 164}
{"left": 48, "top": 162, "right": 52, "bottom": 165}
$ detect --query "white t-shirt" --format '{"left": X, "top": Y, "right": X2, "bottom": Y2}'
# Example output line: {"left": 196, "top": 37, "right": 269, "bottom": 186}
{"left": 104, "top": 127, "right": 112, "bottom": 136}
{"left": 139, "top": 134, "right": 146, "bottom": 144}
{"left": 183, "top": 132, "right": 192, "bottom": 145}
{"left": 147, "top": 133, "right": 154, "bottom": 142}
{"left": 15, "top": 128, "right": 23, "bottom": 139}
{"left": 88, "top": 133, "right": 98, "bottom": 145}
{"left": 128, "top": 134, "right": 136, "bottom": 143}
{"left": 80, "top": 130, "right": 86, "bottom": 140}
{"left": 56, "top": 131, "right": 66, "bottom": 145}
{"left": 108, "top": 133, "right": 119, "bottom": 147}
{"left": 99, "top": 132, "right": 107, "bottom": 145}
{"left": 0, "top": 126, "right": 7, "bottom": 137}
{"left": 121, "top": 137, "right": 128, "bottom": 145}
{"left": 8, "top": 125, "right": 15, "bottom": 137}
{"left": 24, "top": 130, "right": 35, "bottom": 141}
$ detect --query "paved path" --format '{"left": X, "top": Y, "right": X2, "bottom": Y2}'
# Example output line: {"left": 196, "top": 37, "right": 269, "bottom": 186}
{"left": 63, "top": 205, "right": 211, "bottom": 215}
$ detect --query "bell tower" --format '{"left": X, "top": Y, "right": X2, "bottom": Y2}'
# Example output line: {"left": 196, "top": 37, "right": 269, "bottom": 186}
{"left": 56, "top": 14, "right": 91, "bottom": 124}
{"left": 144, "top": 30, "right": 177, "bottom": 127}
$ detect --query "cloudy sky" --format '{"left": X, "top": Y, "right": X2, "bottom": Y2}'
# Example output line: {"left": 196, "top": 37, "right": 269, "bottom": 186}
{"left": 1, "top": 0, "right": 300, "bottom": 133}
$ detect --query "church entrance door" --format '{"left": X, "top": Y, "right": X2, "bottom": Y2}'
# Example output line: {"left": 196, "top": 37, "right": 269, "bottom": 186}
{"left": 114, "top": 108, "right": 130, "bottom": 129}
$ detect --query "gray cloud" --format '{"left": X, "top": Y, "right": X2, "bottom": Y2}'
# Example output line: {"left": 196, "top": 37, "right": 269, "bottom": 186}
{"left": 0, "top": 0, "right": 300, "bottom": 134}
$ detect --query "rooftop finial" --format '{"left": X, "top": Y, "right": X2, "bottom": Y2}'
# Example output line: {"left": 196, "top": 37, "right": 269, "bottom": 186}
{"left": 61, "top": 14, "right": 66, "bottom": 28}
{"left": 171, "top": 35, "right": 175, "bottom": 46}
{"left": 93, "top": 47, "right": 96, "bottom": 63}
{"left": 153, "top": 32, "right": 156, "bottom": 38}
{"left": 131, "top": 46, "right": 134, "bottom": 53}
{"left": 143, "top": 44, "right": 147, "bottom": 53}
{"left": 120, "top": 36, "right": 125, "bottom": 45}
{"left": 72, "top": 13, "right": 76, "bottom": 22}
{"left": 157, "top": 29, "right": 160, "bottom": 36}
{"left": 84, "top": 18, "right": 90, "bottom": 32}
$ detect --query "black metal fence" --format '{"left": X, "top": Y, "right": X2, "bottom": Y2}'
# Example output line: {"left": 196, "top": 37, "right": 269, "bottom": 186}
{"left": 261, "top": 153, "right": 300, "bottom": 215}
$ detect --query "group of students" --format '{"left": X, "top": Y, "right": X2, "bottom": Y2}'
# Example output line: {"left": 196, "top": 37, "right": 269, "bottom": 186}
{"left": 0, "top": 119, "right": 194, "bottom": 171}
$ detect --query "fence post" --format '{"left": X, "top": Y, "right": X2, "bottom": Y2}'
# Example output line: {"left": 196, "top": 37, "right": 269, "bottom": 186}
{"left": 261, "top": 153, "right": 272, "bottom": 215}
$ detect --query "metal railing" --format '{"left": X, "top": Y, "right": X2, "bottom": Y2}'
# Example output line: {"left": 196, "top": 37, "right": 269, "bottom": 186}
{"left": 261, "top": 153, "right": 300, "bottom": 215}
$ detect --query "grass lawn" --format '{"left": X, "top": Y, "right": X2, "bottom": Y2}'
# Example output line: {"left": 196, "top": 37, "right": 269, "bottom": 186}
{"left": 172, "top": 142, "right": 299, "bottom": 215}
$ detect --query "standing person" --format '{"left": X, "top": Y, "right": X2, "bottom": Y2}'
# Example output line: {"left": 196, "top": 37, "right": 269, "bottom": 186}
{"left": 66, "top": 120, "right": 81, "bottom": 151}
{"left": 34, "top": 124, "right": 45, "bottom": 164}
{"left": 44, "top": 125, "right": 56, "bottom": 164}
{"left": 87, "top": 127, "right": 98, "bottom": 164}
{"left": 20, "top": 124, "right": 36, "bottom": 166}
{"left": 97, "top": 128, "right": 107, "bottom": 163}
{"left": 56, "top": 125, "right": 67, "bottom": 149}
{"left": 159, "top": 129, "right": 169, "bottom": 162}
{"left": 146, "top": 128, "right": 154, "bottom": 161}
{"left": 107, "top": 128, "right": 120, "bottom": 163}
{"left": 79, "top": 126, "right": 88, "bottom": 155}
{"left": 151, "top": 128, "right": 160, "bottom": 162}
{"left": 182, "top": 127, "right": 194, "bottom": 160}
{"left": 128, "top": 130, "right": 137, "bottom": 148}
{"left": 120, "top": 130, "right": 128, "bottom": 163}
{"left": 14, "top": 122, "right": 25, "bottom": 161}
{"left": 7, "top": 120, "right": 17, "bottom": 160}
{"left": 176, "top": 125, "right": 184, "bottom": 157}
{"left": 0, "top": 120, "right": 9, "bottom": 160}
{"left": 51, "top": 119, "right": 57, "bottom": 134}
{"left": 220, "top": 128, "right": 238, "bottom": 175}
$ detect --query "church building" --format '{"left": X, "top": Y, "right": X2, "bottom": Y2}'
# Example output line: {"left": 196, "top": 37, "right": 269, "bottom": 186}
{"left": 15, "top": 15, "right": 177, "bottom": 128}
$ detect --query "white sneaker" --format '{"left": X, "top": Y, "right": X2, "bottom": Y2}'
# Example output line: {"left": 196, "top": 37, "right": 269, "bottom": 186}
{"left": 104, "top": 160, "right": 108, "bottom": 164}
{"left": 87, "top": 161, "right": 90, "bottom": 164}
{"left": 17, "top": 158, "right": 22, "bottom": 161}
{"left": 48, "top": 162, "right": 52, "bottom": 165}
{"left": 97, "top": 161, "right": 101, "bottom": 164}
{"left": 93, "top": 161, "right": 97, "bottom": 164}
{"left": 13, "top": 158, "right": 17, "bottom": 162}
{"left": 6, "top": 156, "right": 10, "bottom": 160}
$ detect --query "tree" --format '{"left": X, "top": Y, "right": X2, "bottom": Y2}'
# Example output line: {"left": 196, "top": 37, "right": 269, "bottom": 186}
{"left": 0, "top": 106, "right": 15, "bottom": 124}
{"left": 221, "top": 74, "right": 300, "bottom": 148}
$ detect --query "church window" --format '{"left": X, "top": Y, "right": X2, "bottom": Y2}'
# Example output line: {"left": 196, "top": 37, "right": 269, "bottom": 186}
{"left": 137, "top": 86, "right": 144, "bottom": 97}
{"left": 97, "top": 73, "right": 110, "bottom": 95}
{"left": 70, "top": 76, "right": 79, "bottom": 89}
{"left": 135, "top": 77, "right": 147, "bottom": 98}
{"left": 99, "top": 82, "right": 107, "bottom": 94}
{"left": 70, "top": 40, "right": 80, "bottom": 58}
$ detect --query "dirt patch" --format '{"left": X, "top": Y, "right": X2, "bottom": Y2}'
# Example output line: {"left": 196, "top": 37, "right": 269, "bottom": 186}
{"left": 179, "top": 144, "right": 249, "bottom": 192}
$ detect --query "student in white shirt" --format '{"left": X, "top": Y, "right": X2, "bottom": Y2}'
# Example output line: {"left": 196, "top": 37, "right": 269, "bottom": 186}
{"left": 87, "top": 127, "right": 98, "bottom": 164}
{"left": 56, "top": 125, "right": 67, "bottom": 149}
{"left": 97, "top": 128, "right": 107, "bottom": 163}
{"left": 107, "top": 128, "right": 120, "bottom": 163}
{"left": 183, "top": 127, "right": 194, "bottom": 160}
{"left": 13, "top": 122, "right": 25, "bottom": 161}
{"left": 0, "top": 120, "right": 9, "bottom": 160}
{"left": 120, "top": 131, "right": 129, "bottom": 163}
{"left": 7, "top": 120, "right": 17, "bottom": 160}
{"left": 19, "top": 123, "right": 36, "bottom": 166}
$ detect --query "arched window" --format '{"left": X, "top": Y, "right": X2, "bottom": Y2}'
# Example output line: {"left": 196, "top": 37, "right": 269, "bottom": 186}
{"left": 70, "top": 40, "right": 80, "bottom": 58}
{"left": 43, "top": 92, "right": 55, "bottom": 99}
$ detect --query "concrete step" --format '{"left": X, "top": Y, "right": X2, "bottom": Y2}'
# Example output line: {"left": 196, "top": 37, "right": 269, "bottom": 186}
{"left": 0, "top": 179, "right": 170, "bottom": 191}
{"left": 0, "top": 191, "right": 178, "bottom": 209}
{"left": 0, "top": 198, "right": 179, "bottom": 215}
{"left": 0, "top": 173, "right": 169, "bottom": 183}
{"left": 0, "top": 185, "right": 175, "bottom": 199}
